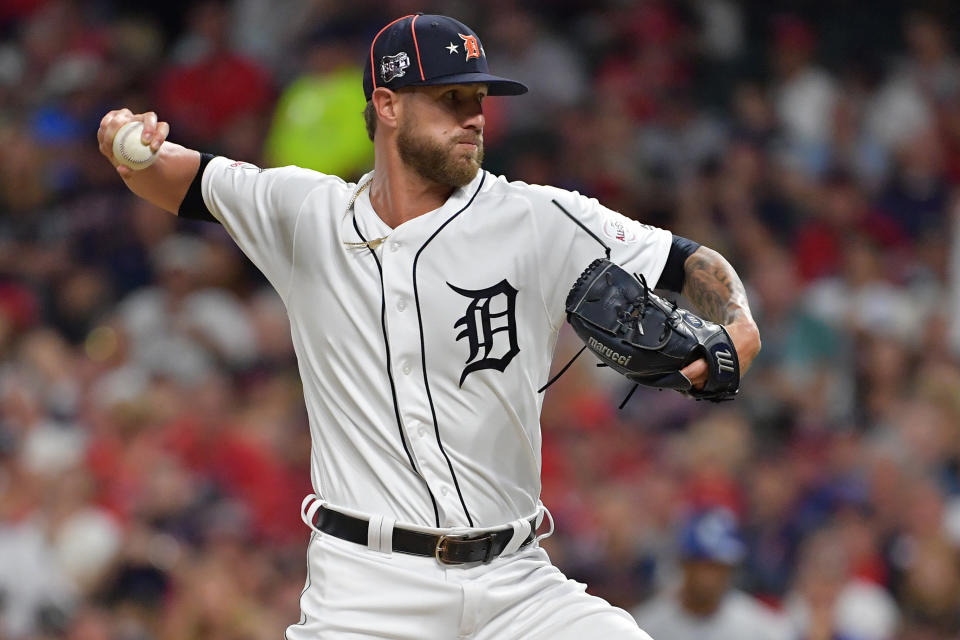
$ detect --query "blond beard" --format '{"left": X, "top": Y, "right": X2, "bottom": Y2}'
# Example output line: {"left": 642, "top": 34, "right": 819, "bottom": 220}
{"left": 397, "top": 118, "right": 483, "bottom": 188}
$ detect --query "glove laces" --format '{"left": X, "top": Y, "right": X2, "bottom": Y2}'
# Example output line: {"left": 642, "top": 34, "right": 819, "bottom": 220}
{"left": 614, "top": 272, "right": 650, "bottom": 331}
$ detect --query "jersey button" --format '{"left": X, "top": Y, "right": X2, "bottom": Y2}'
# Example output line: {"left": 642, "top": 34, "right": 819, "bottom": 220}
{"left": 401, "top": 362, "right": 412, "bottom": 375}
{"left": 390, "top": 241, "right": 400, "bottom": 252}
{"left": 417, "top": 426, "right": 427, "bottom": 437}
{"left": 396, "top": 299, "right": 407, "bottom": 312}
{"left": 441, "top": 486, "right": 449, "bottom": 496}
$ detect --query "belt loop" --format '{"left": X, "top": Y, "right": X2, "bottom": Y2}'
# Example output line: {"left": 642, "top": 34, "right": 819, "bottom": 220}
{"left": 500, "top": 517, "right": 532, "bottom": 556}
{"left": 367, "top": 514, "right": 395, "bottom": 554}
{"left": 380, "top": 516, "right": 395, "bottom": 554}
{"left": 534, "top": 503, "right": 554, "bottom": 544}
{"left": 300, "top": 494, "right": 325, "bottom": 534}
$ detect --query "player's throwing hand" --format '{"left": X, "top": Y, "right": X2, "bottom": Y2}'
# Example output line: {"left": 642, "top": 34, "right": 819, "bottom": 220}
{"left": 97, "top": 109, "right": 169, "bottom": 177}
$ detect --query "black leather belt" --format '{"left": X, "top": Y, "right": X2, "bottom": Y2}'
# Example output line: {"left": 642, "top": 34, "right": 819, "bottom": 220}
{"left": 314, "top": 506, "right": 538, "bottom": 565}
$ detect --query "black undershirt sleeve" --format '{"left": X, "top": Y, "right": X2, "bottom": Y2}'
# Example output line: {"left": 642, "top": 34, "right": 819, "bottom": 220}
{"left": 177, "top": 153, "right": 217, "bottom": 223}
{"left": 656, "top": 234, "right": 701, "bottom": 293}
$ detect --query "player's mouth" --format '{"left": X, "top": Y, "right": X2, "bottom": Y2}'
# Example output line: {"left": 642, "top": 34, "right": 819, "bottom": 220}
{"left": 454, "top": 136, "right": 481, "bottom": 149}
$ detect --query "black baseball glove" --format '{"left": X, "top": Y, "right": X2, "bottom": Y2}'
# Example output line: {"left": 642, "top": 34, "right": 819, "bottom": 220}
{"left": 565, "top": 258, "right": 740, "bottom": 402}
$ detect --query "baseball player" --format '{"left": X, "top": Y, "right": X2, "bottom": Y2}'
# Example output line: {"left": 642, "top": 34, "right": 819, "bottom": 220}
{"left": 632, "top": 509, "right": 792, "bottom": 640}
{"left": 96, "top": 13, "right": 760, "bottom": 640}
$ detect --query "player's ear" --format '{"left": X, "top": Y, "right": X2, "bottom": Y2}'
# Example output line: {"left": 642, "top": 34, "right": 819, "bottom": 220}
{"left": 371, "top": 87, "right": 401, "bottom": 132}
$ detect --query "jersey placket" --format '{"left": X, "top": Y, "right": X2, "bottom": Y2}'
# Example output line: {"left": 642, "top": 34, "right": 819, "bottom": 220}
{"left": 378, "top": 230, "right": 469, "bottom": 527}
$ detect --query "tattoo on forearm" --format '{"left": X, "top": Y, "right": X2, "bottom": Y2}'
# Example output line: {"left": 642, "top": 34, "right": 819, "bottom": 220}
{"left": 683, "top": 248, "right": 750, "bottom": 325}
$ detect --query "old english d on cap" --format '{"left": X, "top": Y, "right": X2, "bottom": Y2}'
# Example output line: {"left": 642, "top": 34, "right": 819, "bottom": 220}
{"left": 362, "top": 14, "right": 528, "bottom": 100}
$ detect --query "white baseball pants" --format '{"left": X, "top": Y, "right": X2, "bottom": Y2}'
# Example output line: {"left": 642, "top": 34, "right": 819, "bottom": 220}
{"left": 284, "top": 528, "right": 653, "bottom": 640}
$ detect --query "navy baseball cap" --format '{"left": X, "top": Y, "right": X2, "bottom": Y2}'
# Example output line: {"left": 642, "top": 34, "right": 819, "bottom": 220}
{"left": 678, "top": 509, "right": 746, "bottom": 565}
{"left": 362, "top": 14, "right": 528, "bottom": 101}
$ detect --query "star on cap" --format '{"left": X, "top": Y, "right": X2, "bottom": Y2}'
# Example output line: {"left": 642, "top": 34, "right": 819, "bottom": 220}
{"left": 446, "top": 42, "right": 458, "bottom": 55}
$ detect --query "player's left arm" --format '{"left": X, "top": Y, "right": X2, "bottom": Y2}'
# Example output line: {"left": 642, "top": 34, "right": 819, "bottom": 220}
{"left": 678, "top": 246, "right": 761, "bottom": 387}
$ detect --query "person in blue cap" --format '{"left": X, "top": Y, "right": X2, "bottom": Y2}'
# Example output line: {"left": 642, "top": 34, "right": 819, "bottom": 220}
{"left": 633, "top": 508, "right": 791, "bottom": 640}
{"left": 97, "top": 11, "right": 760, "bottom": 639}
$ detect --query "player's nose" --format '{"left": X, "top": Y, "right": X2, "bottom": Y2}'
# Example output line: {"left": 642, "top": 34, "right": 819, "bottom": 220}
{"left": 462, "top": 103, "right": 485, "bottom": 131}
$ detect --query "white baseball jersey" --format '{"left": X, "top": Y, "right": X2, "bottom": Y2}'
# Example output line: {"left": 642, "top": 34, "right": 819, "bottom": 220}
{"left": 200, "top": 158, "right": 671, "bottom": 529}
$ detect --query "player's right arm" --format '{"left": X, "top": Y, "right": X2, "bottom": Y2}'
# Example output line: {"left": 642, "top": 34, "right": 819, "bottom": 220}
{"left": 99, "top": 108, "right": 339, "bottom": 302}
{"left": 96, "top": 108, "right": 200, "bottom": 215}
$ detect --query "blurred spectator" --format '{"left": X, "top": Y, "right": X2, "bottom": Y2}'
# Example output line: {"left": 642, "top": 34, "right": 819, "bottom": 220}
{"left": 867, "top": 10, "right": 953, "bottom": 152}
{"left": 805, "top": 235, "right": 923, "bottom": 349}
{"left": 690, "top": 0, "right": 744, "bottom": 64}
{"left": 116, "top": 234, "right": 257, "bottom": 384}
{"left": 729, "top": 81, "right": 778, "bottom": 149}
{"left": 485, "top": 7, "right": 587, "bottom": 135}
{"left": 155, "top": 0, "right": 273, "bottom": 147}
{"left": 264, "top": 22, "right": 372, "bottom": 178}
{"left": 632, "top": 508, "right": 792, "bottom": 640}
{"left": 875, "top": 126, "right": 950, "bottom": 240}
{"left": 784, "top": 527, "right": 899, "bottom": 640}
{"left": 739, "top": 455, "right": 803, "bottom": 600}
{"left": 47, "top": 267, "right": 114, "bottom": 345}
{"left": 636, "top": 88, "right": 727, "bottom": 187}
{"left": 793, "top": 169, "right": 906, "bottom": 282}
{"left": 746, "top": 247, "right": 851, "bottom": 433}
{"left": 899, "top": 535, "right": 960, "bottom": 638}
{"left": 821, "top": 91, "right": 889, "bottom": 190}
{"left": 770, "top": 15, "right": 838, "bottom": 176}
{"left": 231, "top": 0, "right": 317, "bottom": 77}
{"left": 0, "top": 513, "right": 77, "bottom": 638}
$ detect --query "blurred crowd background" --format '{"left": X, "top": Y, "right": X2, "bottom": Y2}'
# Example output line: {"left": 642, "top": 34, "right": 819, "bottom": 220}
{"left": 2, "top": 0, "right": 960, "bottom": 638}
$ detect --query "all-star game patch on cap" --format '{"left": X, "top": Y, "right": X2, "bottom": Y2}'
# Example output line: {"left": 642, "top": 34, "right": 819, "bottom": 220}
{"left": 362, "top": 14, "right": 528, "bottom": 101}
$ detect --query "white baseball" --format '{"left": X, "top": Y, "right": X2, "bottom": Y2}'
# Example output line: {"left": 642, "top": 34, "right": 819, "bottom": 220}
{"left": 112, "top": 121, "right": 159, "bottom": 170}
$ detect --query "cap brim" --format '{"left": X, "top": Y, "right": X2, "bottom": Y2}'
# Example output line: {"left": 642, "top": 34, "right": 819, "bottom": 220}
{"left": 410, "top": 72, "right": 528, "bottom": 96}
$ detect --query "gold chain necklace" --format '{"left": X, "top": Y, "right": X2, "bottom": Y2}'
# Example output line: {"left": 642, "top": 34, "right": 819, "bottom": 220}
{"left": 342, "top": 178, "right": 388, "bottom": 251}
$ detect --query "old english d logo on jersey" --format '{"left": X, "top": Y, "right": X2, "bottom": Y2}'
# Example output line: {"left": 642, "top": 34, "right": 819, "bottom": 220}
{"left": 448, "top": 279, "right": 519, "bottom": 386}
{"left": 458, "top": 33, "right": 481, "bottom": 61}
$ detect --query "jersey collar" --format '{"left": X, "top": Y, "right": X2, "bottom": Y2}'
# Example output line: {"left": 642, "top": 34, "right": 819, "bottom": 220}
{"left": 353, "top": 170, "right": 485, "bottom": 238}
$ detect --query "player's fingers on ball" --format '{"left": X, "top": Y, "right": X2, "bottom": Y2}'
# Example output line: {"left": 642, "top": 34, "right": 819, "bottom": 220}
{"left": 97, "top": 114, "right": 115, "bottom": 143}
{"left": 151, "top": 121, "right": 170, "bottom": 151}
{"left": 97, "top": 124, "right": 114, "bottom": 156}
{"left": 99, "top": 109, "right": 139, "bottom": 160}
{"left": 97, "top": 114, "right": 110, "bottom": 140}
{"left": 101, "top": 111, "right": 127, "bottom": 141}
{"left": 98, "top": 137, "right": 112, "bottom": 158}
{"left": 138, "top": 111, "right": 158, "bottom": 143}
{"left": 100, "top": 109, "right": 125, "bottom": 129}
{"left": 104, "top": 109, "right": 134, "bottom": 133}
{"left": 115, "top": 164, "right": 132, "bottom": 178}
